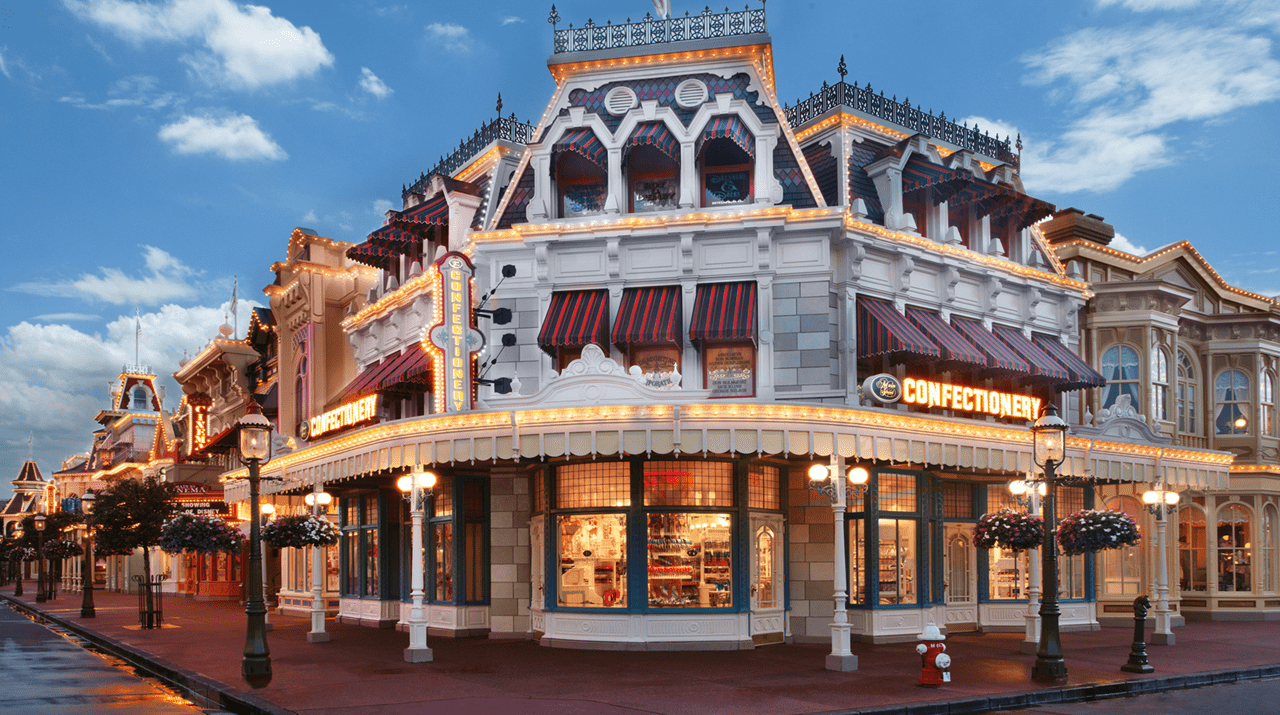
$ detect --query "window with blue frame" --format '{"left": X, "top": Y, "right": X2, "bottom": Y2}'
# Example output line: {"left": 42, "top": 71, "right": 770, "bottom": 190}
{"left": 876, "top": 473, "right": 919, "bottom": 605}
{"left": 417, "top": 474, "right": 488, "bottom": 605}
{"left": 340, "top": 492, "right": 381, "bottom": 598}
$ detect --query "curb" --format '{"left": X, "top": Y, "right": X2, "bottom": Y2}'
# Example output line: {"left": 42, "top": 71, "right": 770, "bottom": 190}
{"left": 2, "top": 595, "right": 294, "bottom": 715}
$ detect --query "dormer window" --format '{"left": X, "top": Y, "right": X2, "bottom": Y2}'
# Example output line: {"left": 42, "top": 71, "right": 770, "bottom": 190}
{"left": 698, "top": 116, "right": 754, "bottom": 207}
{"left": 626, "top": 123, "right": 680, "bottom": 213}
{"left": 132, "top": 387, "right": 148, "bottom": 410}
{"left": 554, "top": 128, "right": 608, "bottom": 219}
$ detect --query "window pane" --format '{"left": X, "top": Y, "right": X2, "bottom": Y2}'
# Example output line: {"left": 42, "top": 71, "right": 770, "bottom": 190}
{"left": 434, "top": 523, "right": 453, "bottom": 601}
{"left": 344, "top": 531, "right": 358, "bottom": 595}
{"left": 705, "top": 343, "right": 755, "bottom": 398}
{"left": 364, "top": 529, "right": 379, "bottom": 597}
{"left": 878, "top": 518, "right": 917, "bottom": 604}
{"left": 986, "top": 485, "right": 1020, "bottom": 513}
{"left": 989, "top": 545, "right": 1029, "bottom": 599}
{"left": 433, "top": 478, "right": 453, "bottom": 517}
{"left": 562, "top": 181, "right": 606, "bottom": 217}
{"left": 466, "top": 521, "right": 484, "bottom": 602}
{"left": 646, "top": 513, "right": 732, "bottom": 608}
{"left": 632, "top": 176, "right": 679, "bottom": 212}
{"left": 363, "top": 496, "right": 377, "bottom": 526}
{"left": 532, "top": 469, "right": 546, "bottom": 515}
{"left": 1179, "top": 508, "right": 1207, "bottom": 592}
{"left": 942, "top": 483, "right": 972, "bottom": 519}
{"left": 557, "top": 514, "right": 627, "bottom": 608}
{"left": 1217, "top": 504, "right": 1251, "bottom": 592}
{"left": 704, "top": 170, "right": 750, "bottom": 205}
{"left": 644, "top": 461, "right": 733, "bottom": 507}
{"left": 945, "top": 530, "right": 972, "bottom": 604}
{"left": 748, "top": 464, "right": 781, "bottom": 510}
{"left": 557, "top": 462, "right": 630, "bottom": 509}
{"left": 756, "top": 526, "right": 776, "bottom": 609}
{"left": 848, "top": 518, "right": 866, "bottom": 605}
{"left": 878, "top": 473, "right": 917, "bottom": 512}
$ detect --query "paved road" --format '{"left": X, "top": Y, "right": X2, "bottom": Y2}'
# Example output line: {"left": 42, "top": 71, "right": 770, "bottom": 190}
{"left": 996, "top": 676, "right": 1280, "bottom": 715}
{"left": 0, "top": 603, "right": 222, "bottom": 714}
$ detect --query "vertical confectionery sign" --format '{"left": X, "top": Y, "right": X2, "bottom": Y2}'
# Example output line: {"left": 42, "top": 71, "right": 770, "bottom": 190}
{"left": 706, "top": 344, "right": 754, "bottom": 397}
{"left": 427, "top": 252, "right": 485, "bottom": 413}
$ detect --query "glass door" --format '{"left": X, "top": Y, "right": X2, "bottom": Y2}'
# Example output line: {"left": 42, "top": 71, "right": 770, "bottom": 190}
{"left": 749, "top": 513, "right": 785, "bottom": 645}
{"left": 943, "top": 523, "right": 977, "bottom": 629}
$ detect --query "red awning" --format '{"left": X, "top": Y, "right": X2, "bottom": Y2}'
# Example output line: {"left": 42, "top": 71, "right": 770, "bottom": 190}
{"left": 554, "top": 128, "right": 607, "bottom": 171}
{"left": 1032, "top": 334, "right": 1107, "bottom": 392}
{"left": 367, "top": 225, "right": 419, "bottom": 250}
{"left": 991, "top": 325, "right": 1070, "bottom": 381}
{"left": 390, "top": 194, "right": 449, "bottom": 239}
{"left": 857, "top": 296, "right": 940, "bottom": 360}
{"left": 346, "top": 241, "right": 397, "bottom": 270}
{"left": 698, "top": 115, "right": 754, "bottom": 158}
{"left": 334, "top": 345, "right": 433, "bottom": 406}
{"left": 626, "top": 122, "right": 680, "bottom": 163}
{"left": 950, "top": 317, "right": 1031, "bottom": 373}
{"left": 612, "top": 286, "right": 682, "bottom": 348}
{"left": 904, "top": 307, "right": 985, "bottom": 366}
{"left": 902, "top": 155, "right": 974, "bottom": 199}
{"left": 538, "top": 290, "right": 610, "bottom": 356}
{"left": 690, "top": 282, "right": 757, "bottom": 343}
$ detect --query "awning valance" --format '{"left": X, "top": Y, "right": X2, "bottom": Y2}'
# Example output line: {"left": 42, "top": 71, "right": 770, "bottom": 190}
{"left": 690, "top": 282, "right": 757, "bottom": 343}
{"left": 904, "top": 307, "right": 986, "bottom": 366}
{"left": 538, "top": 290, "right": 610, "bottom": 356}
{"left": 902, "top": 155, "right": 974, "bottom": 199}
{"left": 1032, "top": 334, "right": 1107, "bottom": 392}
{"left": 554, "top": 128, "right": 608, "bottom": 171}
{"left": 366, "top": 226, "right": 419, "bottom": 251}
{"left": 613, "top": 286, "right": 682, "bottom": 348}
{"left": 389, "top": 195, "right": 448, "bottom": 238}
{"left": 951, "top": 317, "right": 1031, "bottom": 373}
{"left": 857, "top": 296, "right": 940, "bottom": 361}
{"left": 346, "top": 241, "right": 397, "bottom": 270}
{"left": 991, "top": 325, "right": 1070, "bottom": 382}
{"left": 627, "top": 122, "right": 680, "bottom": 163}
{"left": 698, "top": 115, "right": 754, "bottom": 158}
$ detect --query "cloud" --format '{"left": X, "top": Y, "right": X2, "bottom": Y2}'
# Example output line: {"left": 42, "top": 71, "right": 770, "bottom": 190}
{"left": 0, "top": 46, "right": 10, "bottom": 79}
{"left": 426, "top": 22, "right": 472, "bottom": 53}
{"left": 1109, "top": 232, "right": 1151, "bottom": 256}
{"left": 59, "top": 73, "right": 178, "bottom": 110}
{"left": 64, "top": 0, "right": 334, "bottom": 90}
{"left": 9, "top": 245, "right": 200, "bottom": 305}
{"left": 32, "top": 313, "right": 103, "bottom": 322}
{"left": 301, "top": 209, "right": 318, "bottom": 224}
{"left": 1014, "top": 13, "right": 1280, "bottom": 194}
{"left": 158, "top": 111, "right": 286, "bottom": 161}
{"left": 359, "top": 67, "right": 392, "bottom": 99}
{"left": 372, "top": 198, "right": 392, "bottom": 215}
{"left": 1096, "top": 0, "right": 1203, "bottom": 10}
{"left": 500, "top": 15, "right": 524, "bottom": 25}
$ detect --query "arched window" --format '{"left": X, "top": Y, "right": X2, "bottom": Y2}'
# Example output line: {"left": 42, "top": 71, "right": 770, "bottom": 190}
{"left": 1262, "top": 370, "right": 1275, "bottom": 437}
{"left": 1263, "top": 505, "right": 1277, "bottom": 593}
{"left": 132, "top": 387, "right": 149, "bottom": 410}
{"left": 1177, "top": 349, "right": 1198, "bottom": 435}
{"left": 1217, "top": 503, "right": 1252, "bottom": 592}
{"left": 1102, "top": 496, "right": 1144, "bottom": 596}
{"left": 553, "top": 128, "right": 608, "bottom": 218}
{"left": 1151, "top": 348, "right": 1169, "bottom": 422}
{"left": 1214, "top": 369, "right": 1250, "bottom": 435}
{"left": 1100, "top": 345, "right": 1140, "bottom": 410}
{"left": 625, "top": 123, "right": 680, "bottom": 213}
{"left": 698, "top": 116, "right": 754, "bottom": 207}
{"left": 294, "top": 356, "right": 307, "bottom": 436}
{"left": 1178, "top": 506, "right": 1206, "bottom": 592}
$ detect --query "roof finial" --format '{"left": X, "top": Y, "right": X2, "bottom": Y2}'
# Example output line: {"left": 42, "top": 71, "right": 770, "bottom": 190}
{"left": 837, "top": 54, "right": 847, "bottom": 83}
{"left": 548, "top": 4, "right": 560, "bottom": 30}
{"left": 496, "top": 92, "right": 503, "bottom": 118}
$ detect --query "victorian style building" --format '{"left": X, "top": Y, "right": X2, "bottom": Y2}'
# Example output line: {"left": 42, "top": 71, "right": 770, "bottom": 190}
{"left": 218, "top": 7, "right": 1231, "bottom": 661}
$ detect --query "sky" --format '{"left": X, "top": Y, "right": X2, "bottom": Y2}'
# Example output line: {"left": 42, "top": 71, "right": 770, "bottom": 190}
{"left": 2, "top": 0, "right": 1279, "bottom": 495}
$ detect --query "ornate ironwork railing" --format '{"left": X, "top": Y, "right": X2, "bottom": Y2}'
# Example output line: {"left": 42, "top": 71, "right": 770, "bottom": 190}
{"left": 404, "top": 114, "right": 536, "bottom": 199}
{"left": 784, "top": 81, "right": 1018, "bottom": 167}
{"left": 550, "top": 6, "right": 767, "bottom": 55}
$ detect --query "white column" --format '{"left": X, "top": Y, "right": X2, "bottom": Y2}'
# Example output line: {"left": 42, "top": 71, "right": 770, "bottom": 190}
{"left": 404, "top": 476, "right": 432, "bottom": 662}
{"left": 307, "top": 482, "right": 330, "bottom": 643}
{"left": 827, "top": 456, "right": 857, "bottom": 671}
{"left": 1021, "top": 489, "right": 1042, "bottom": 655}
{"left": 1152, "top": 508, "right": 1175, "bottom": 645}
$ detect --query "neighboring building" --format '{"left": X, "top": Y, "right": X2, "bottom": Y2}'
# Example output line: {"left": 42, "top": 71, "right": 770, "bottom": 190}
{"left": 1049, "top": 209, "right": 1280, "bottom": 621}
{"left": 223, "top": 7, "right": 1230, "bottom": 656}
{"left": 3, "top": 460, "right": 50, "bottom": 534}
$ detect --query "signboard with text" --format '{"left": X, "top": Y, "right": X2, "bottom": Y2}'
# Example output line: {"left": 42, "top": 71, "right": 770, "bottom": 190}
{"left": 862, "top": 373, "right": 1041, "bottom": 421}
{"left": 426, "top": 252, "right": 484, "bottom": 413}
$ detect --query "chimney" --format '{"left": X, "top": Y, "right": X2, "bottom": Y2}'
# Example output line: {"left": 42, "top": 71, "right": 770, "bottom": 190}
{"left": 1040, "top": 207, "right": 1115, "bottom": 247}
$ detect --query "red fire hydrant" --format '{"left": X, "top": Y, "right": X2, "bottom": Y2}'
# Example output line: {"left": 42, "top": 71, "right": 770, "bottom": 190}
{"left": 915, "top": 623, "right": 951, "bottom": 687}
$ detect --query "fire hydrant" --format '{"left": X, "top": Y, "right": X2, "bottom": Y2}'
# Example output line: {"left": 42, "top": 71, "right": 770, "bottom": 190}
{"left": 915, "top": 623, "right": 951, "bottom": 687}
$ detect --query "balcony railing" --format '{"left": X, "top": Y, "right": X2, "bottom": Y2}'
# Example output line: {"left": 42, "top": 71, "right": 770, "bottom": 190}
{"left": 403, "top": 114, "right": 536, "bottom": 200}
{"left": 783, "top": 81, "right": 1019, "bottom": 168}
{"left": 1177, "top": 434, "right": 1209, "bottom": 449}
{"left": 550, "top": 6, "right": 767, "bottom": 55}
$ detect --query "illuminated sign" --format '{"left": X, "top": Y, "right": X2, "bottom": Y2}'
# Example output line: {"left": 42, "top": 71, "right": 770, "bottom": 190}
{"left": 307, "top": 394, "right": 379, "bottom": 439}
{"left": 426, "top": 252, "right": 484, "bottom": 413}
{"left": 861, "top": 373, "right": 902, "bottom": 403}
{"left": 191, "top": 402, "right": 209, "bottom": 450}
{"left": 902, "top": 378, "right": 1041, "bottom": 421}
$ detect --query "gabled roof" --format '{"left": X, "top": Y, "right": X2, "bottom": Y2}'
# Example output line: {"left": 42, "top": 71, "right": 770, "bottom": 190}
{"left": 11, "top": 460, "right": 44, "bottom": 487}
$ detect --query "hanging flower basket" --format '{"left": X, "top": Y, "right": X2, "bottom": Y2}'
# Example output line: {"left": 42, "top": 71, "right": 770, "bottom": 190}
{"left": 42, "top": 539, "right": 85, "bottom": 560}
{"left": 94, "top": 545, "right": 135, "bottom": 557}
{"left": 159, "top": 514, "right": 245, "bottom": 555}
{"left": 1056, "top": 509, "right": 1141, "bottom": 555}
{"left": 262, "top": 515, "right": 339, "bottom": 549}
{"left": 973, "top": 509, "right": 1044, "bottom": 552}
{"left": 10, "top": 547, "right": 38, "bottom": 562}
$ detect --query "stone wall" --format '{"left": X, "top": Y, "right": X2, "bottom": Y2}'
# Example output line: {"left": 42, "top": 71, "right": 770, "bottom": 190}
{"left": 786, "top": 464, "right": 836, "bottom": 642}
{"left": 489, "top": 466, "right": 533, "bottom": 637}
{"left": 774, "top": 281, "right": 840, "bottom": 395}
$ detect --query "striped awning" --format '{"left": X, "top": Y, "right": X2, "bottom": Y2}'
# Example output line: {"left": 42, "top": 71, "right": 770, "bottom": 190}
{"left": 698, "top": 115, "right": 754, "bottom": 158}
{"left": 991, "top": 325, "right": 1070, "bottom": 381}
{"left": 690, "top": 282, "right": 757, "bottom": 343}
{"left": 538, "top": 290, "right": 610, "bottom": 356}
{"left": 554, "top": 127, "right": 608, "bottom": 171}
{"left": 367, "top": 226, "right": 419, "bottom": 251}
{"left": 902, "top": 155, "right": 974, "bottom": 200}
{"left": 950, "top": 182, "right": 1054, "bottom": 230}
{"left": 857, "top": 296, "right": 940, "bottom": 360}
{"left": 390, "top": 195, "right": 448, "bottom": 238}
{"left": 346, "top": 241, "right": 397, "bottom": 270}
{"left": 334, "top": 345, "right": 433, "bottom": 406}
{"left": 904, "top": 307, "right": 986, "bottom": 366}
{"left": 1033, "top": 334, "right": 1107, "bottom": 392}
{"left": 627, "top": 122, "right": 680, "bottom": 163}
{"left": 951, "top": 317, "right": 1031, "bottom": 373}
{"left": 613, "top": 286, "right": 682, "bottom": 347}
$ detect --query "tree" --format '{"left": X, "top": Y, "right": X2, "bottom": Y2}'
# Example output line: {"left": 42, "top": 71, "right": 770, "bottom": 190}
{"left": 89, "top": 478, "right": 177, "bottom": 618}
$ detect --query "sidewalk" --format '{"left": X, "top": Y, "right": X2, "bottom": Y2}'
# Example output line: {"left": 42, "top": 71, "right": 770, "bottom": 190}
{"left": 4, "top": 587, "right": 1279, "bottom": 715}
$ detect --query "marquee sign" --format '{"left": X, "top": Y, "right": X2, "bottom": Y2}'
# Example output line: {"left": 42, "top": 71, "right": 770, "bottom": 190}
{"left": 863, "top": 374, "right": 1041, "bottom": 421}
{"left": 426, "top": 252, "right": 484, "bottom": 413}
{"left": 306, "top": 394, "right": 379, "bottom": 440}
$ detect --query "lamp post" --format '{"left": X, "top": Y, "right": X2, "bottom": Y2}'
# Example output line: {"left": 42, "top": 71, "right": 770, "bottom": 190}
{"left": 1030, "top": 403, "right": 1069, "bottom": 683}
{"left": 808, "top": 459, "right": 869, "bottom": 672}
{"left": 1010, "top": 477, "right": 1047, "bottom": 654}
{"left": 398, "top": 468, "right": 437, "bottom": 663}
{"left": 34, "top": 514, "right": 47, "bottom": 603}
{"left": 13, "top": 525, "right": 24, "bottom": 597}
{"left": 1142, "top": 486, "right": 1181, "bottom": 645}
{"left": 304, "top": 487, "right": 333, "bottom": 643}
{"left": 238, "top": 410, "right": 273, "bottom": 689}
{"left": 81, "top": 492, "right": 96, "bottom": 618}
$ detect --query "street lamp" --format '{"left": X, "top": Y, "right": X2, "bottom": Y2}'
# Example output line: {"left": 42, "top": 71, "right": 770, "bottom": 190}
{"left": 81, "top": 492, "right": 96, "bottom": 618}
{"left": 398, "top": 468, "right": 437, "bottom": 663}
{"left": 13, "top": 524, "right": 24, "bottom": 598}
{"left": 1142, "top": 486, "right": 1181, "bottom": 645}
{"left": 304, "top": 488, "right": 333, "bottom": 643}
{"left": 34, "top": 514, "right": 46, "bottom": 604}
{"left": 1030, "top": 403, "right": 1069, "bottom": 683}
{"left": 238, "top": 410, "right": 273, "bottom": 689}
{"left": 808, "top": 459, "right": 869, "bottom": 672}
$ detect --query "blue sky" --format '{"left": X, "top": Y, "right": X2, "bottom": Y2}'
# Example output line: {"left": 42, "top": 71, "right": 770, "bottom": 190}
{"left": 2, "top": 0, "right": 1278, "bottom": 493}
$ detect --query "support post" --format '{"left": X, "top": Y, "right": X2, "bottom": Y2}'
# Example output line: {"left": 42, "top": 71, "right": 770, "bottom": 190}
{"left": 81, "top": 528, "right": 95, "bottom": 618}
{"left": 826, "top": 456, "right": 857, "bottom": 672}
{"left": 404, "top": 475, "right": 433, "bottom": 663}
{"left": 307, "top": 482, "right": 330, "bottom": 643}
{"left": 1021, "top": 490, "right": 1041, "bottom": 655}
{"left": 1032, "top": 464, "right": 1067, "bottom": 682}
{"left": 1151, "top": 508, "right": 1174, "bottom": 645}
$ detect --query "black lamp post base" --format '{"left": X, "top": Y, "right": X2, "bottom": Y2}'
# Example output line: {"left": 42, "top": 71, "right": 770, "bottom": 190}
{"left": 1032, "top": 659, "right": 1069, "bottom": 683}
{"left": 242, "top": 657, "right": 273, "bottom": 689}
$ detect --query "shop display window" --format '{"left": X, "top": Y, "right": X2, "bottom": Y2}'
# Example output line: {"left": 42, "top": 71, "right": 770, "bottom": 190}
{"left": 1217, "top": 503, "right": 1252, "bottom": 592}
{"left": 558, "top": 462, "right": 630, "bottom": 509}
{"left": 1102, "top": 496, "right": 1144, "bottom": 596}
{"left": 748, "top": 464, "right": 780, "bottom": 510}
{"left": 629, "top": 344, "right": 681, "bottom": 389}
{"left": 433, "top": 523, "right": 453, "bottom": 601}
{"left": 643, "top": 461, "right": 732, "bottom": 507}
{"left": 848, "top": 518, "right": 866, "bottom": 605}
{"left": 364, "top": 529, "right": 379, "bottom": 597}
{"left": 1179, "top": 506, "right": 1207, "bottom": 592}
{"left": 344, "top": 531, "right": 358, "bottom": 595}
{"left": 988, "top": 545, "right": 1029, "bottom": 599}
{"left": 341, "top": 492, "right": 380, "bottom": 598}
{"left": 704, "top": 342, "right": 755, "bottom": 398}
{"left": 647, "top": 513, "right": 733, "bottom": 608}
{"left": 558, "top": 514, "right": 627, "bottom": 608}
{"left": 878, "top": 518, "right": 917, "bottom": 604}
